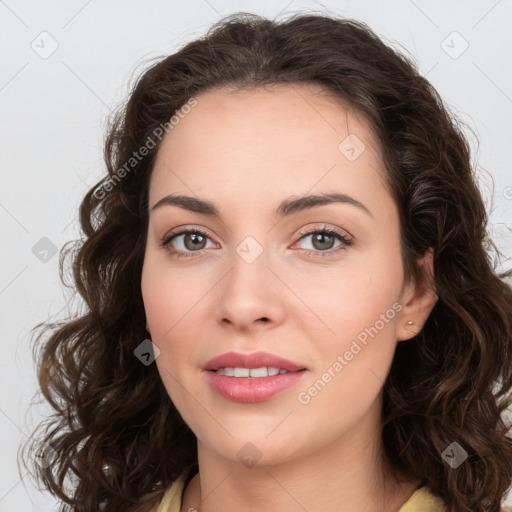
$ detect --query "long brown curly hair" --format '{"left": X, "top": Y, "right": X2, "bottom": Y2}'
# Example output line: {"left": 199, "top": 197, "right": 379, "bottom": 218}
{"left": 19, "top": 11, "right": 512, "bottom": 512}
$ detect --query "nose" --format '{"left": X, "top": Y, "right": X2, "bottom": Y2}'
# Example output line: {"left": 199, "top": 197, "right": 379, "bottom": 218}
{"left": 214, "top": 244, "right": 286, "bottom": 333}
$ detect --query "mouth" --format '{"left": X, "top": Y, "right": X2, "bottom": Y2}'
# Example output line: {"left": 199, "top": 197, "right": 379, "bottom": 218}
{"left": 202, "top": 352, "right": 308, "bottom": 403}
{"left": 211, "top": 366, "right": 306, "bottom": 377}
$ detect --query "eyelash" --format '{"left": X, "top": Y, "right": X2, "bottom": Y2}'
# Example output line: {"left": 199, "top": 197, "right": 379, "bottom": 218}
{"left": 160, "top": 225, "right": 353, "bottom": 259}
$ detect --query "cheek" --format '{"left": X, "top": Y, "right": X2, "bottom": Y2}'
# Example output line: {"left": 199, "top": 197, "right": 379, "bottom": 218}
{"left": 294, "top": 292, "right": 401, "bottom": 436}
{"left": 294, "top": 239, "right": 404, "bottom": 343}
{"left": 141, "top": 253, "right": 204, "bottom": 337}
{"left": 141, "top": 255, "right": 207, "bottom": 398}
{"left": 295, "top": 241, "right": 404, "bottom": 400}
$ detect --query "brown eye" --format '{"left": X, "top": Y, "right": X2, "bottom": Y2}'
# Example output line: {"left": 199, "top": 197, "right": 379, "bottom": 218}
{"left": 295, "top": 226, "right": 352, "bottom": 257}
{"left": 160, "top": 228, "right": 215, "bottom": 257}
{"left": 310, "top": 232, "right": 337, "bottom": 251}
{"left": 182, "top": 232, "right": 207, "bottom": 251}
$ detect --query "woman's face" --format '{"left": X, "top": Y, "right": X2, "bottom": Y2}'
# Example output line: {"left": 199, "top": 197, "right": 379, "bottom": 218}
{"left": 141, "top": 84, "right": 426, "bottom": 467}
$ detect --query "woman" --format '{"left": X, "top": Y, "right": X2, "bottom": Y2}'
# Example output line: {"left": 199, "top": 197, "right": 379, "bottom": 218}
{"left": 21, "top": 12, "right": 512, "bottom": 512}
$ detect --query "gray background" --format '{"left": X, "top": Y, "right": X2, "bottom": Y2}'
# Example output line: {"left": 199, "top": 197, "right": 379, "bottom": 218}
{"left": 1, "top": 0, "right": 511, "bottom": 510}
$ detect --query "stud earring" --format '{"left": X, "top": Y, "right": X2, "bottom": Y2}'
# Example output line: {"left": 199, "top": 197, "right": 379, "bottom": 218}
{"left": 407, "top": 320, "right": 418, "bottom": 334}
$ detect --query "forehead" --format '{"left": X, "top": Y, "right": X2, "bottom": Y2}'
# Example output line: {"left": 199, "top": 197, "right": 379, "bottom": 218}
{"left": 149, "top": 84, "right": 391, "bottom": 216}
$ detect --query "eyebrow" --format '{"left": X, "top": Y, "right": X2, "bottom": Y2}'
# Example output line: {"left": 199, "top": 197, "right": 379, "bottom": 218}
{"left": 150, "top": 192, "right": 373, "bottom": 219}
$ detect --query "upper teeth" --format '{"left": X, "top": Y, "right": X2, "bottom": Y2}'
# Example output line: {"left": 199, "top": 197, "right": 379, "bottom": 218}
{"left": 215, "top": 367, "right": 289, "bottom": 377}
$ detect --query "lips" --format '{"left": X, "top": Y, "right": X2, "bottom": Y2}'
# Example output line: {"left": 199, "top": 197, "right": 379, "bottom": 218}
{"left": 203, "top": 351, "right": 308, "bottom": 403}
{"left": 203, "top": 351, "right": 306, "bottom": 372}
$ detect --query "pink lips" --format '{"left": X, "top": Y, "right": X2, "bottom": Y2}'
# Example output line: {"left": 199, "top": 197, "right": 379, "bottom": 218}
{"left": 203, "top": 351, "right": 306, "bottom": 372}
{"left": 203, "top": 351, "right": 308, "bottom": 403}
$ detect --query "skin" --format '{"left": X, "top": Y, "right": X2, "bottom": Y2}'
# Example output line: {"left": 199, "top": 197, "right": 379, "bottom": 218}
{"left": 141, "top": 83, "right": 438, "bottom": 512}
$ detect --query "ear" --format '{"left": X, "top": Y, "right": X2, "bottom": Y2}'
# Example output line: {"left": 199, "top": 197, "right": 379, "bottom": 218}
{"left": 396, "top": 247, "right": 438, "bottom": 342}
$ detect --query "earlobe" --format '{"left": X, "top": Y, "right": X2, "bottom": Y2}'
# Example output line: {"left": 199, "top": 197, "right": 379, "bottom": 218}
{"left": 396, "top": 248, "right": 438, "bottom": 342}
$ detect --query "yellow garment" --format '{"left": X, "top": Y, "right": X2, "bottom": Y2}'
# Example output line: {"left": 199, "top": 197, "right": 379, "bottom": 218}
{"left": 397, "top": 486, "right": 446, "bottom": 512}
{"left": 153, "top": 472, "right": 187, "bottom": 512}
{"left": 154, "top": 473, "right": 447, "bottom": 512}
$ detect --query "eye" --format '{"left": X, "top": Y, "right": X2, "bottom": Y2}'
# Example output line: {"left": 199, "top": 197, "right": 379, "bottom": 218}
{"left": 160, "top": 228, "right": 217, "bottom": 258}
{"left": 293, "top": 225, "right": 352, "bottom": 257}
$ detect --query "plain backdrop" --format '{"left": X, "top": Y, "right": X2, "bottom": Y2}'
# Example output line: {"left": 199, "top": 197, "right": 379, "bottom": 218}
{"left": 1, "top": 1, "right": 511, "bottom": 510}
